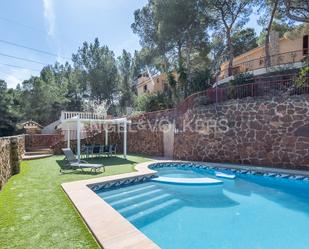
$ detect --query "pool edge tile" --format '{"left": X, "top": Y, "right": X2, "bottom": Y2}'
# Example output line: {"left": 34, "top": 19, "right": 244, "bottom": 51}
{"left": 61, "top": 161, "right": 162, "bottom": 249}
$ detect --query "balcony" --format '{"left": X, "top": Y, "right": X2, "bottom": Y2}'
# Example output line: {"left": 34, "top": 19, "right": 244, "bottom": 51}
{"left": 60, "top": 111, "right": 106, "bottom": 121}
{"left": 217, "top": 49, "right": 308, "bottom": 83}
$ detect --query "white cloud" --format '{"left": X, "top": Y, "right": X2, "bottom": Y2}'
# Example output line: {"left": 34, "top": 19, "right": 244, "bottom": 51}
{"left": 3, "top": 69, "right": 36, "bottom": 89}
{"left": 43, "top": 0, "right": 56, "bottom": 36}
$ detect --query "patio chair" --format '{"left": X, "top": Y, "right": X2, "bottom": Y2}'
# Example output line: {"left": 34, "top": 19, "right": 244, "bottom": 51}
{"left": 102, "top": 145, "right": 111, "bottom": 157}
{"left": 61, "top": 148, "right": 105, "bottom": 173}
{"left": 92, "top": 144, "right": 101, "bottom": 157}
{"left": 81, "top": 144, "right": 94, "bottom": 159}
{"left": 110, "top": 144, "right": 117, "bottom": 157}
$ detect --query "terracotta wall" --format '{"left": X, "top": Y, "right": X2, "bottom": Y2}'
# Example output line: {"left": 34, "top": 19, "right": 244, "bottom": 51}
{"left": 52, "top": 130, "right": 163, "bottom": 157}
{"left": 25, "top": 134, "right": 64, "bottom": 149}
{"left": 0, "top": 135, "right": 25, "bottom": 190}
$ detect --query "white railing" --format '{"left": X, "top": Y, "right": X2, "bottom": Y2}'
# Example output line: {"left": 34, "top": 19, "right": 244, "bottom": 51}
{"left": 60, "top": 111, "right": 105, "bottom": 121}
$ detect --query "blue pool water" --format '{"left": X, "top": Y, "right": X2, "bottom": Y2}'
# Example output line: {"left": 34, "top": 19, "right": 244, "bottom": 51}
{"left": 95, "top": 166, "right": 309, "bottom": 249}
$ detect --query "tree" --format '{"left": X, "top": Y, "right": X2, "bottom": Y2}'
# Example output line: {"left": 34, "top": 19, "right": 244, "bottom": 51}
{"left": 209, "top": 28, "right": 257, "bottom": 76}
{"left": 132, "top": 0, "right": 210, "bottom": 98}
{"left": 0, "top": 80, "right": 21, "bottom": 136}
{"left": 232, "top": 28, "right": 258, "bottom": 56}
{"left": 210, "top": 33, "right": 226, "bottom": 75}
{"left": 284, "top": 0, "right": 309, "bottom": 23}
{"left": 72, "top": 38, "right": 118, "bottom": 105}
{"left": 284, "top": 23, "right": 309, "bottom": 39}
{"left": 134, "top": 92, "right": 173, "bottom": 112}
{"left": 117, "top": 50, "right": 135, "bottom": 113}
{"left": 258, "top": 0, "right": 281, "bottom": 67}
{"left": 20, "top": 66, "right": 69, "bottom": 125}
{"left": 257, "top": 21, "right": 295, "bottom": 46}
{"left": 209, "top": 0, "right": 253, "bottom": 76}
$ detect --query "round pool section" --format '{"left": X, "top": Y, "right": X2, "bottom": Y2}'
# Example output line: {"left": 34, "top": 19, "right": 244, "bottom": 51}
{"left": 151, "top": 176, "right": 222, "bottom": 185}
{"left": 154, "top": 167, "right": 207, "bottom": 178}
{"left": 95, "top": 162, "right": 309, "bottom": 249}
{"left": 150, "top": 162, "right": 236, "bottom": 180}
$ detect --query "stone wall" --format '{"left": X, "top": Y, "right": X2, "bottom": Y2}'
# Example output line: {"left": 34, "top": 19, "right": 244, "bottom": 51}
{"left": 0, "top": 135, "right": 25, "bottom": 190}
{"left": 173, "top": 95, "right": 309, "bottom": 170}
{"left": 25, "top": 134, "right": 63, "bottom": 149}
{"left": 52, "top": 130, "right": 163, "bottom": 156}
{"left": 52, "top": 94, "right": 309, "bottom": 170}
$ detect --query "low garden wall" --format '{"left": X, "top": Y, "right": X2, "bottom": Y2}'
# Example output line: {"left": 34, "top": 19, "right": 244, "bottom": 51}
{"left": 25, "top": 134, "right": 63, "bottom": 149}
{"left": 0, "top": 135, "right": 25, "bottom": 190}
{"left": 52, "top": 130, "right": 163, "bottom": 156}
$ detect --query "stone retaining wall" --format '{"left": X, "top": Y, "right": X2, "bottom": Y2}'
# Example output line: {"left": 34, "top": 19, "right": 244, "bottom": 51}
{"left": 0, "top": 135, "right": 25, "bottom": 190}
{"left": 53, "top": 94, "right": 309, "bottom": 170}
{"left": 173, "top": 95, "right": 309, "bottom": 170}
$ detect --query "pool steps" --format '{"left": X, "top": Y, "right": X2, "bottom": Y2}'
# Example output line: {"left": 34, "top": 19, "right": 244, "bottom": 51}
{"left": 127, "top": 199, "right": 180, "bottom": 224}
{"left": 119, "top": 193, "right": 172, "bottom": 217}
{"left": 103, "top": 184, "right": 157, "bottom": 201}
{"left": 103, "top": 183, "right": 182, "bottom": 224}
{"left": 109, "top": 189, "right": 164, "bottom": 208}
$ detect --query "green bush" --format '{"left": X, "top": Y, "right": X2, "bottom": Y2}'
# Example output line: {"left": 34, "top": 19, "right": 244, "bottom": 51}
{"left": 229, "top": 72, "right": 254, "bottom": 86}
{"left": 134, "top": 92, "right": 173, "bottom": 112}
{"left": 294, "top": 66, "right": 309, "bottom": 88}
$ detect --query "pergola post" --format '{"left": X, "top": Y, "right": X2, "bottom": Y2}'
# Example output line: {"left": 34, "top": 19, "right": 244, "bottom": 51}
{"left": 67, "top": 130, "right": 70, "bottom": 148}
{"left": 77, "top": 115, "right": 81, "bottom": 163}
{"left": 105, "top": 124, "right": 108, "bottom": 146}
{"left": 123, "top": 120, "right": 127, "bottom": 159}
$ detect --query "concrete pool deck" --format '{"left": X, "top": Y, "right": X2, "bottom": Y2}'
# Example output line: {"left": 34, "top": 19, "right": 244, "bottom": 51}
{"left": 61, "top": 159, "right": 309, "bottom": 249}
{"left": 61, "top": 161, "right": 161, "bottom": 249}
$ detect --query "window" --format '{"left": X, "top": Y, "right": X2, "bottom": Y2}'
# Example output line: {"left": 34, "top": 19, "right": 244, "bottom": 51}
{"left": 143, "top": 84, "right": 148, "bottom": 92}
{"left": 303, "top": 35, "right": 308, "bottom": 55}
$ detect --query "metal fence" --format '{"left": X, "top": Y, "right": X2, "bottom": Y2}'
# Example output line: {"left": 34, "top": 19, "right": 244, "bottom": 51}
{"left": 177, "top": 73, "right": 309, "bottom": 113}
{"left": 219, "top": 49, "right": 308, "bottom": 80}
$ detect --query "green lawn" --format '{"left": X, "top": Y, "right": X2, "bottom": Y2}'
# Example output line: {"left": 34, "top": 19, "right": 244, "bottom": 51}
{"left": 0, "top": 155, "right": 152, "bottom": 249}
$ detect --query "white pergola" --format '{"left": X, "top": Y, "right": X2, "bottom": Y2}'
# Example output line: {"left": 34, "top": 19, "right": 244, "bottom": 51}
{"left": 59, "top": 116, "right": 129, "bottom": 162}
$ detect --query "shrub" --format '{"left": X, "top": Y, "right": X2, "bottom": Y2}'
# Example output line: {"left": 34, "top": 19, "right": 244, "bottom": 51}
{"left": 229, "top": 72, "right": 254, "bottom": 86}
{"left": 134, "top": 92, "right": 173, "bottom": 112}
{"left": 294, "top": 66, "right": 309, "bottom": 88}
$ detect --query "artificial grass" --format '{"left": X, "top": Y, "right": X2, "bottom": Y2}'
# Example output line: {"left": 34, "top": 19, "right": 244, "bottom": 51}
{"left": 0, "top": 155, "right": 152, "bottom": 249}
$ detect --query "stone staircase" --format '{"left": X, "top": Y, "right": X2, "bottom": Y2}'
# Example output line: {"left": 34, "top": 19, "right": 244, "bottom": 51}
{"left": 23, "top": 147, "right": 54, "bottom": 160}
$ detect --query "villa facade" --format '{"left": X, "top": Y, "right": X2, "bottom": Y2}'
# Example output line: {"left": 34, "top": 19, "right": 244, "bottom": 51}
{"left": 216, "top": 31, "right": 309, "bottom": 85}
{"left": 135, "top": 72, "right": 169, "bottom": 96}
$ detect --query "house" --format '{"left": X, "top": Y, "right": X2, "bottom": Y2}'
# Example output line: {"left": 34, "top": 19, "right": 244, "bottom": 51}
{"left": 22, "top": 120, "right": 43, "bottom": 134}
{"left": 136, "top": 72, "right": 169, "bottom": 96}
{"left": 215, "top": 31, "right": 309, "bottom": 86}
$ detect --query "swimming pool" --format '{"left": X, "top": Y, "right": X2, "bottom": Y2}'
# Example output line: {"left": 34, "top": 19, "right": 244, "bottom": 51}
{"left": 95, "top": 163, "right": 309, "bottom": 249}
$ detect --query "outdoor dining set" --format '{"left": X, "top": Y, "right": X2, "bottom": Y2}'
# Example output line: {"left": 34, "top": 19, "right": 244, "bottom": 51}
{"left": 80, "top": 144, "right": 117, "bottom": 158}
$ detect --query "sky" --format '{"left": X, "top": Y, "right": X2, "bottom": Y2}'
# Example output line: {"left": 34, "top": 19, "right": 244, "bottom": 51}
{"left": 0, "top": 0, "right": 261, "bottom": 89}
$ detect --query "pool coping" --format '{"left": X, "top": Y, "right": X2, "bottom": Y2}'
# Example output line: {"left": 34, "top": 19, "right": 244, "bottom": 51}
{"left": 61, "top": 160, "right": 163, "bottom": 249}
{"left": 61, "top": 159, "right": 309, "bottom": 249}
